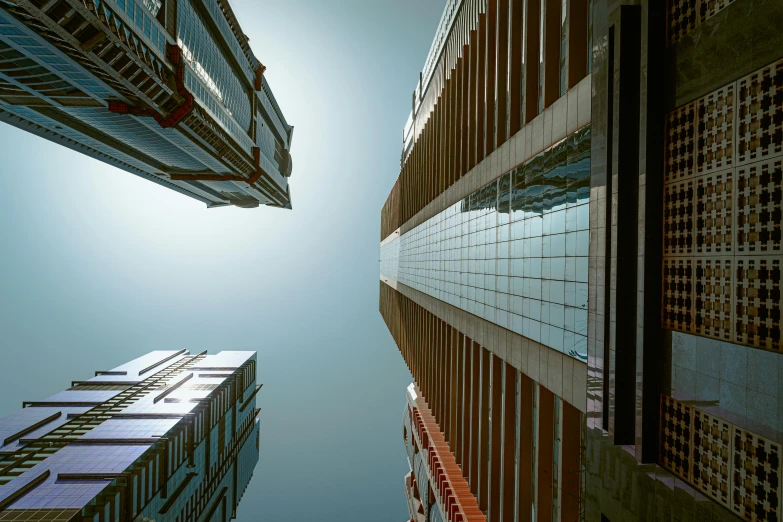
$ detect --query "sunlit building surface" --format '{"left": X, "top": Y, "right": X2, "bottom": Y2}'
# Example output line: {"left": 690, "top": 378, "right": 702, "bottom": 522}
{"left": 0, "top": 350, "right": 261, "bottom": 521}
{"left": 0, "top": 0, "right": 293, "bottom": 209}
{"left": 381, "top": 1, "right": 783, "bottom": 521}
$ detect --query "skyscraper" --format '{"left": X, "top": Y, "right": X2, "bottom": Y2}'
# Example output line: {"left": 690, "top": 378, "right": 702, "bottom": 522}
{"left": 0, "top": 0, "right": 293, "bottom": 209}
{"left": 0, "top": 349, "right": 261, "bottom": 521}
{"left": 380, "top": 1, "right": 783, "bottom": 521}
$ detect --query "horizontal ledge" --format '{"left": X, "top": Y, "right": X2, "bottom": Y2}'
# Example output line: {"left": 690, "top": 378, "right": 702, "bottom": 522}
{"left": 0, "top": 469, "right": 50, "bottom": 510}
{"left": 23, "top": 402, "right": 102, "bottom": 408}
{"left": 94, "top": 371, "right": 128, "bottom": 376}
{"left": 154, "top": 373, "right": 194, "bottom": 404}
{"left": 239, "top": 384, "right": 263, "bottom": 413}
{"left": 18, "top": 438, "right": 159, "bottom": 445}
{"left": 66, "top": 412, "right": 186, "bottom": 420}
{"left": 3, "top": 412, "right": 61, "bottom": 446}
{"left": 71, "top": 381, "right": 137, "bottom": 387}
{"left": 57, "top": 472, "right": 128, "bottom": 481}
{"left": 138, "top": 349, "right": 188, "bottom": 376}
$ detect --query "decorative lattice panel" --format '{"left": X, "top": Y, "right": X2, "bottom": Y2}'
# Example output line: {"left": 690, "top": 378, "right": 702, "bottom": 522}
{"left": 737, "top": 159, "right": 783, "bottom": 254}
{"left": 692, "top": 410, "right": 732, "bottom": 508}
{"left": 695, "top": 257, "right": 733, "bottom": 340}
{"left": 698, "top": 84, "right": 735, "bottom": 174}
{"left": 737, "top": 60, "right": 783, "bottom": 165}
{"left": 700, "top": 0, "right": 737, "bottom": 23}
{"left": 732, "top": 428, "right": 781, "bottom": 522}
{"left": 736, "top": 257, "right": 782, "bottom": 352}
{"left": 696, "top": 171, "right": 733, "bottom": 254}
{"left": 661, "top": 395, "right": 693, "bottom": 480}
{"left": 666, "top": 102, "right": 697, "bottom": 182}
{"left": 663, "top": 59, "right": 783, "bottom": 353}
{"left": 664, "top": 258, "right": 694, "bottom": 332}
{"left": 668, "top": 0, "right": 699, "bottom": 46}
{"left": 665, "top": 180, "right": 695, "bottom": 255}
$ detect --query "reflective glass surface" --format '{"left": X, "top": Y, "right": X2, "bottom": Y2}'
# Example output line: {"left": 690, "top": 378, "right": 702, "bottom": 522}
{"left": 382, "top": 126, "right": 591, "bottom": 361}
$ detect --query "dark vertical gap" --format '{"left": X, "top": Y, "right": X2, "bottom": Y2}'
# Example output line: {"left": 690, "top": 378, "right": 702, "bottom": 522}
{"left": 602, "top": 25, "right": 614, "bottom": 433}
{"left": 613, "top": 5, "right": 641, "bottom": 446}
{"left": 640, "top": 0, "right": 667, "bottom": 464}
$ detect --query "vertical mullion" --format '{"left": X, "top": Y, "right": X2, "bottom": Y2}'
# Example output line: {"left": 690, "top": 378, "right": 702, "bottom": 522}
{"left": 477, "top": 13, "right": 487, "bottom": 163}
{"left": 479, "top": 347, "right": 490, "bottom": 510}
{"left": 461, "top": 44, "right": 470, "bottom": 178}
{"left": 456, "top": 332, "right": 465, "bottom": 465}
{"left": 518, "top": 373, "right": 534, "bottom": 521}
{"left": 497, "top": 0, "right": 510, "bottom": 147}
{"left": 537, "top": 386, "right": 555, "bottom": 522}
{"left": 509, "top": 0, "right": 524, "bottom": 136}
{"left": 489, "top": 356, "right": 503, "bottom": 522}
{"left": 502, "top": 364, "right": 517, "bottom": 521}
{"left": 455, "top": 56, "right": 464, "bottom": 186}
{"left": 470, "top": 341, "right": 481, "bottom": 493}
{"left": 469, "top": 28, "right": 479, "bottom": 169}
{"left": 524, "top": 0, "right": 541, "bottom": 123}
{"left": 543, "top": 0, "right": 562, "bottom": 108}
{"left": 486, "top": 0, "right": 497, "bottom": 155}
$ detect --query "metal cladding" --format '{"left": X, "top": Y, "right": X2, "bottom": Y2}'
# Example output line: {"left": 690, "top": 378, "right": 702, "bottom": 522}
{"left": 0, "top": 0, "right": 294, "bottom": 209}
{"left": 0, "top": 350, "right": 261, "bottom": 521}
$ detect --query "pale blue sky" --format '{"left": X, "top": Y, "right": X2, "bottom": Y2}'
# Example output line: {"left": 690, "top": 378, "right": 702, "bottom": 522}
{"left": 0, "top": 0, "right": 445, "bottom": 519}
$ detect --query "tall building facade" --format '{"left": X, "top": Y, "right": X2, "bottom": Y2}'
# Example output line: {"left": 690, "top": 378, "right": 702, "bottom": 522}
{"left": 0, "top": 0, "right": 293, "bottom": 209}
{"left": 380, "top": 1, "right": 783, "bottom": 521}
{"left": 0, "top": 349, "right": 261, "bottom": 521}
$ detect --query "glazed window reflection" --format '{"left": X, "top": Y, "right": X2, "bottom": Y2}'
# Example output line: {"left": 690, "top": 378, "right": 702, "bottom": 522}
{"left": 381, "top": 126, "right": 591, "bottom": 361}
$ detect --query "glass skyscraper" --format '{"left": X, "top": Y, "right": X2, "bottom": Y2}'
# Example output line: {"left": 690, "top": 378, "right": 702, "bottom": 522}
{"left": 0, "top": 349, "right": 260, "bottom": 521}
{"left": 0, "top": 0, "right": 293, "bottom": 209}
{"left": 381, "top": 1, "right": 783, "bottom": 521}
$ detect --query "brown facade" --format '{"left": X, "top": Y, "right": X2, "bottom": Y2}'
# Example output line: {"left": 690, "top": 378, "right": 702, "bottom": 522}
{"left": 381, "top": 282, "right": 585, "bottom": 521}
{"left": 380, "top": 0, "right": 589, "bottom": 241}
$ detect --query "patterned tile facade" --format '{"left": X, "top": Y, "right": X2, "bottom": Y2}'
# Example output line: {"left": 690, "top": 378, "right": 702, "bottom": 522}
{"left": 738, "top": 61, "right": 783, "bottom": 166}
{"left": 662, "top": 58, "right": 783, "bottom": 352}
{"left": 663, "top": 258, "right": 694, "bottom": 333}
{"left": 696, "top": 171, "right": 733, "bottom": 254}
{"left": 660, "top": 396, "right": 783, "bottom": 522}
{"left": 701, "top": 0, "right": 737, "bottom": 23}
{"left": 736, "top": 257, "right": 781, "bottom": 352}
{"left": 667, "top": 0, "right": 699, "bottom": 47}
{"left": 666, "top": 102, "right": 697, "bottom": 182}
{"left": 661, "top": 395, "right": 693, "bottom": 480}
{"left": 732, "top": 428, "right": 781, "bottom": 522}
{"left": 668, "top": 0, "right": 738, "bottom": 46}
{"left": 692, "top": 409, "right": 732, "bottom": 508}
{"left": 695, "top": 257, "right": 733, "bottom": 340}
{"left": 737, "top": 159, "right": 783, "bottom": 254}
{"left": 698, "top": 85, "right": 735, "bottom": 174}
{"left": 665, "top": 180, "right": 695, "bottom": 255}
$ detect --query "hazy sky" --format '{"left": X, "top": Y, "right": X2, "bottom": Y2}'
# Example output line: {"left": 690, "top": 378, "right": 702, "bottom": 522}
{"left": 0, "top": 1, "right": 445, "bottom": 520}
